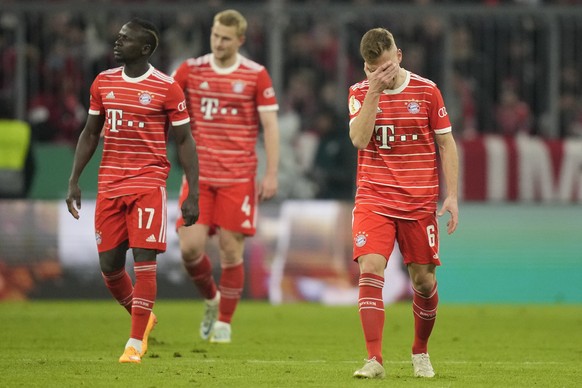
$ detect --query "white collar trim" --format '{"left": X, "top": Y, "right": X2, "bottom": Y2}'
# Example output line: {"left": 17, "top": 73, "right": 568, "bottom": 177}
{"left": 383, "top": 70, "right": 410, "bottom": 95}
{"left": 122, "top": 64, "right": 154, "bottom": 83}
{"left": 210, "top": 54, "right": 241, "bottom": 75}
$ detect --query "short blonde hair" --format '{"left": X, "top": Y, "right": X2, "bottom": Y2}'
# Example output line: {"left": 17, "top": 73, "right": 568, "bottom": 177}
{"left": 360, "top": 28, "right": 396, "bottom": 64}
{"left": 214, "top": 9, "right": 247, "bottom": 37}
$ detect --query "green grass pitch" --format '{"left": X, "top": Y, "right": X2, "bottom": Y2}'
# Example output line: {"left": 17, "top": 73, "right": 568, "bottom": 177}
{"left": 1, "top": 301, "right": 580, "bottom": 387}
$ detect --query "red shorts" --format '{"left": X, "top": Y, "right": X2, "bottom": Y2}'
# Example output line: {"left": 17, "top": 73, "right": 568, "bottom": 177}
{"left": 176, "top": 177, "right": 257, "bottom": 236}
{"left": 352, "top": 205, "right": 441, "bottom": 266}
{"left": 95, "top": 187, "right": 168, "bottom": 253}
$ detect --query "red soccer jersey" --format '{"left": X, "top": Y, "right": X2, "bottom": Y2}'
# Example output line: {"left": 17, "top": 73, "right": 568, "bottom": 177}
{"left": 172, "top": 53, "right": 278, "bottom": 186}
{"left": 89, "top": 65, "right": 190, "bottom": 198}
{"left": 348, "top": 71, "right": 452, "bottom": 219}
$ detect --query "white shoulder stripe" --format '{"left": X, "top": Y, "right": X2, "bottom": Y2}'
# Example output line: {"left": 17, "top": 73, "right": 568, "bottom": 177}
{"left": 189, "top": 54, "right": 211, "bottom": 67}
{"left": 239, "top": 55, "right": 265, "bottom": 72}
{"left": 101, "top": 67, "right": 123, "bottom": 76}
{"left": 410, "top": 73, "right": 436, "bottom": 87}
{"left": 152, "top": 69, "right": 174, "bottom": 84}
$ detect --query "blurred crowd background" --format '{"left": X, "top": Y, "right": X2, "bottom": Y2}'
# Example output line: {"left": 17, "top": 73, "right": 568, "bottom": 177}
{"left": 1, "top": 0, "right": 582, "bottom": 200}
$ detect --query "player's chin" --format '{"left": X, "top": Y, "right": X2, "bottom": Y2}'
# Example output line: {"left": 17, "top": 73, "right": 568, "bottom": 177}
{"left": 113, "top": 53, "right": 125, "bottom": 64}
{"left": 213, "top": 50, "right": 226, "bottom": 59}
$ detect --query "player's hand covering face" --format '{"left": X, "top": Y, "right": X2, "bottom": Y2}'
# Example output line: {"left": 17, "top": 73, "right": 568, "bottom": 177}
{"left": 364, "top": 48, "right": 402, "bottom": 92}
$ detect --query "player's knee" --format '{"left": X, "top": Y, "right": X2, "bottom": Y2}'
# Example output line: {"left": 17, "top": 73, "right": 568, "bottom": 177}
{"left": 218, "top": 233, "right": 245, "bottom": 263}
{"left": 411, "top": 276, "right": 436, "bottom": 295}
{"left": 99, "top": 259, "right": 124, "bottom": 274}
{"left": 219, "top": 243, "right": 243, "bottom": 266}
{"left": 180, "top": 244, "right": 204, "bottom": 262}
{"left": 178, "top": 224, "right": 207, "bottom": 253}
{"left": 357, "top": 256, "right": 386, "bottom": 276}
{"left": 98, "top": 245, "right": 127, "bottom": 273}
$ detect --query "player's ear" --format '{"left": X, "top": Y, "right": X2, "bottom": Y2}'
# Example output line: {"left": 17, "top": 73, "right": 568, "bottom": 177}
{"left": 142, "top": 44, "right": 152, "bottom": 56}
{"left": 397, "top": 48, "right": 403, "bottom": 63}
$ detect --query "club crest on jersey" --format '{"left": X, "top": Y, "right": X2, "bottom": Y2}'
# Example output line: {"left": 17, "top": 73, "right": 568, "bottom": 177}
{"left": 354, "top": 231, "right": 368, "bottom": 248}
{"left": 406, "top": 100, "right": 421, "bottom": 114}
{"left": 95, "top": 230, "right": 102, "bottom": 245}
{"left": 232, "top": 81, "right": 246, "bottom": 93}
{"left": 138, "top": 92, "right": 153, "bottom": 105}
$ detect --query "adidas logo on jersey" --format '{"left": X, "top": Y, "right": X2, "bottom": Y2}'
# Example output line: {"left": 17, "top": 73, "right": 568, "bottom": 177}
{"left": 241, "top": 220, "right": 252, "bottom": 228}
{"left": 106, "top": 91, "right": 115, "bottom": 99}
{"left": 146, "top": 234, "right": 157, "bottom": 243}
{"left": 199, "top": 81, "right": 209, "bottom": 90}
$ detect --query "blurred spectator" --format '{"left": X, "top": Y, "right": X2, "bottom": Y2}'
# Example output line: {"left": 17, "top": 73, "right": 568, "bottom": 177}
{"left": 449, "top": 70, "right": 478, "bottom": 139}
{"left": 0, "top": 99, "right": 35, "bottom": 198}
{"left": 162, "top": 13, "right": 205, "bottom": 74}
{"left": 494, "top": 79, "right": 533, "bottom": 136}
{"left": 559, "top": 64, "right": 582, "bottom": 137}
{"left": 307, "top": 107, "right": 356, "bottom": 200}
{"left": 261, "top": 100, "right": 316, "bottom": 200}
{"left": 28, "top": 79, "right": 86, "bottom": 145}
{"left": 284, "top": 68, "right": 320, "bottom": 130}
{"left": 559, "top": 91, "right": 582, "bottom": 138}
{"left": 451, "top": 23, "right": 491, "bottom": 134}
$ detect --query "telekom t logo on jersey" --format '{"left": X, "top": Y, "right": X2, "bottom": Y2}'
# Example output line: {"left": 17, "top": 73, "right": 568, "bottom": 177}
{"left": 107, "top": 109, "right": 145, "bottom": 132}
{"left": 200, "top": 97, "right": 239, "bottom": 120}
{"left": 375, "top": 124, "right": 418, "bottom": 149}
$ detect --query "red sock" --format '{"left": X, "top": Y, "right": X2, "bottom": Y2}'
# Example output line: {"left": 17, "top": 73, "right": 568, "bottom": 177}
{"left": 131, "top": 261, "right": 157, "bottom": 340}
{"left": 412, "top": 283, "right": 438, "bottom": 354}
{"left": 358, "top": 273, "right": 385, "bottom": 365}
{"left": 184, "top": 254, "right": 217, "bottom": 300}
{"left": 102, "top": 268, "right": 133, "bottom": 314}
{"left": 218, "top": 262, "right": 244, "bottom": 324}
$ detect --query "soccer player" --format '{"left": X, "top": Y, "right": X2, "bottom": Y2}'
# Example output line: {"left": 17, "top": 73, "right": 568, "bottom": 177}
{"left": 172, "top": 9, "right": 279, "bottom": 343}
{"left": 65, "top": 18, "right": 200, "bottom": 363}
{"left": 349, "top": 28, "right": 459, "bottom": 379}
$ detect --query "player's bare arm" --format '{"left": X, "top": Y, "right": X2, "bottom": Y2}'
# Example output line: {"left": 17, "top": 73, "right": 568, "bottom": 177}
{"left": 435, "top": 132, "right": 459, "bottom": 234}
{"left": 258, "top": 110, "right": 279, "bottom": 201}
{"left": 65, "top": 114, "right": 105, "bottom": 219}
{"left": 349, "top": 60, "right": 399, "bottom": 149}
{"left": 173, "top": 122, "right": 200, "bottom": 226}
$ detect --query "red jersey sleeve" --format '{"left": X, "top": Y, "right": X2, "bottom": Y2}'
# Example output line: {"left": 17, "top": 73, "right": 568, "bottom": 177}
{"left": 256, "top": 68, "right": 278, "bottom": 107}
{"left": 427, "top": 85, "right": 452, "bottom": 133}
{"left": 348, "top": 84, "right": 365, "bottom": 122}
{"left": 171, "top": 60, "right": 189, "bottom": 91}
{"left": 88, "top": 75, "right": 104, "bottom": 115}
{"left": 165, "top": 82, "right": 190, "bottom": 126}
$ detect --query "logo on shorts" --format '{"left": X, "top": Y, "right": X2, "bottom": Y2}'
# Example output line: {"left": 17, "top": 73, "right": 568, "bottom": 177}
{"left": 95, "top": 231, "right": 102, "bottom": 245}
{"left": 354, "top": 231, "right": 368, "bottom": 248}
{"left": 146, "top": 234, "right": 157, "bottom": 243}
